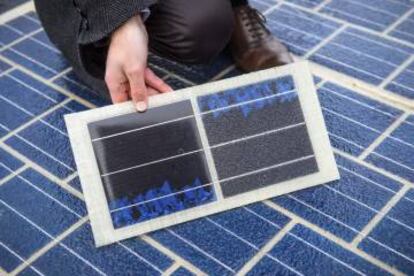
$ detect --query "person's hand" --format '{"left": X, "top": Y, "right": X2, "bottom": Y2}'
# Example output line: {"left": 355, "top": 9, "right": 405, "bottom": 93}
{"left": 105, "top": 15, "right": 172, "bottom": 112}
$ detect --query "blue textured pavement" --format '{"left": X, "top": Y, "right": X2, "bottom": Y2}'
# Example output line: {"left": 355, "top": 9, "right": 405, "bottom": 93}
{"left": 0, "top": 0, "right": 414, "bottom": 275}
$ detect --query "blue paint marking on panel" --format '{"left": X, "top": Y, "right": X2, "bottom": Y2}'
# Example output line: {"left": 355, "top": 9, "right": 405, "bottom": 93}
{"left": 359, "top": 216, "right": 414, "bottom": 275}
{"left": 2, "top": 36, "right": 70, "bottom": 79}
{"left": 389, "top": 13, "right": 414, "bottom": 44}
{"left": 310, "top": 27, "right": 414, "bottom": 85}
{"left": 0, "top": 203, "right": 51, "bottom": 273}
{"left": 366, "top": 118, "right": 414, "bottom": 182}
{"left": 320, "top": 0, "right": 410, "bottom": 31}
{"left": 28, "top": 223, "right": 170, "bottom": 275}
{"left": 197, "top": 76, "right": 295, "bottom": 116}
{"left": 385, "top": 60, "right": 414, "bottom": 100}
{"left": 53, "top": 71, "right": 110, "bottom": 107}
{"left": 109, "top": 178, "right": 215, "bottom": 228}
{"left": 317, "top": 82, "right": 402, "bottom": 156}
{"left": 5, "top": 121, "right": 75, "bottom": 179}
{"left": 266, "top": 5, "right": 343, "bottom": 55}
{"left": 0, "top": 169, "right": 83, "bottom": 236}
{"left": 262, "top": 224, "right": 389, "bottom": 275}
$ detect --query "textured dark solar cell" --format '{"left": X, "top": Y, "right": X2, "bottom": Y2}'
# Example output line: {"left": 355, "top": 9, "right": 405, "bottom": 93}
{"left": 66, "top": 62, "right": 339, "bottom": 246}
{"left": 88, "top": 101, "right": 215, "bottom": 228}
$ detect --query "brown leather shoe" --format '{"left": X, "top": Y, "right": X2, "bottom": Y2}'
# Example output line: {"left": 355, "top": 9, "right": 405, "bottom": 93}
{"left": 230, "top": 5, "right": 293, "bottom": 72}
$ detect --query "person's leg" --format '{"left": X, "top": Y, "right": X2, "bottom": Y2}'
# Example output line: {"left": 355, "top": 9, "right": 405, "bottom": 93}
{"left": 229, "top": 0, "right": 293, "bottom": 71}
{"left": 145, "top": 0, "right": 234, "bottom": 64}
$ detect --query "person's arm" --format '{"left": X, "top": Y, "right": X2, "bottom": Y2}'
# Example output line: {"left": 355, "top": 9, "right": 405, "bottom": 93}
{"left": 76, "top": 0, "right": 172, "bottom": 111}
{"left": 105, "top": 15, "right": 172, "bottom": 111}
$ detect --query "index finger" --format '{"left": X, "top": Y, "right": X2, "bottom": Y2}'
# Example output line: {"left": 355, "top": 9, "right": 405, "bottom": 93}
{"left": 125, "top": 67, "right": 148, "bottom": 112}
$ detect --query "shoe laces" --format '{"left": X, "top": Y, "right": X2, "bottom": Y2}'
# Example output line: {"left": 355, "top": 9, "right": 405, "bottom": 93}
{"left": 240, "top": 7, "right": 270, "bottom": 45}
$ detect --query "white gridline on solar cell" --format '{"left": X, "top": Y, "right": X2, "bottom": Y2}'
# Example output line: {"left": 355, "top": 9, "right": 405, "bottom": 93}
{"left": 91, "top": 89, "right": 298, "bottom": 142}
{"left": 109, "top": 154, "right": 315, "bottom": 214}
{"left": 99, "top": 121, "right": 306, "bottom": 177}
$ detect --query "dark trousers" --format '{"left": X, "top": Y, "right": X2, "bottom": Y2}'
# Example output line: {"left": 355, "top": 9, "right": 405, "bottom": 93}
{"left": 145, "top": 0, "right": 236, "bottom": 64}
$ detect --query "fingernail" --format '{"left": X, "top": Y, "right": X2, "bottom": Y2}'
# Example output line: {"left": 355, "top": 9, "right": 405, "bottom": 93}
{"left": 136, "top": 101, "right": 147, "bottom": 112}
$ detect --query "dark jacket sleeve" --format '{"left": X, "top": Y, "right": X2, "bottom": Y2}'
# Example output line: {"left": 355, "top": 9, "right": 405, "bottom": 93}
{"left": 75, "top": 0, "right": 157, "bottom": 79}
{"left": 35, "top": 0, "right": 156, "bottom": 96}
{"left": 76, "top": 0, "right": 156, "bottom": 45}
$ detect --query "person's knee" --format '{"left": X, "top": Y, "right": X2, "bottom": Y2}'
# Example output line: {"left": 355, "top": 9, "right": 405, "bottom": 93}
{"left": 148, "top": 0, "right": 234, "bottom": 64}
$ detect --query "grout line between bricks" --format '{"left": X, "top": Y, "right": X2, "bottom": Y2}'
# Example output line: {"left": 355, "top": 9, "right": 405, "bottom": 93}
{"left": 0, "top": 1, "right": 35, "bottom": 25}
{"left": 380, "top": 55, "right": 414, "bottom": 89}
{"left": 162, "top": 262, "right": 181, "bottom": 276}
{"left": 314, "top": 0, "right": 331, "bottom": 11}
{"left": 383, "top": 8, "right": 414, "bottom": 35}
{"left": 304, "top": 24, "right": 347, "bottom": 59}
{"left": 64, "top": 172, "right": 78, "bottom": 183}
{"left": 280, "top": 0, "right": 414, "bottom": 50}
{"left": 0, "top": 55, "right": 98, "bottom": 110}
{"left": 0, "top": 28, "right": 43, "bottom": 52}
{"left": 10, "top": 217, "right": 89, "bottom": 276}
{"left": 0, "top": 98, "right": 72, "bottom": 144}
{"left": 0, "top": 4, "right": 413, "bottom": 275}
{"left": 264, "top": 201, "right": 404, "bottom": 275}
{"left": 140, "top": 235, "right": 207, "bottom": 276}
{"left": 359, "top": 113, "right": 410, "bottom": 160}
{"left": 334, "top": 148, "right": 414, "bottom": 188}
{"left": 236, "top": 220, "right": 297, "bottom": 275}
{"left": 351, "top": 185, "right": 411, "bottom": 248}
{"left": 0, "top": 142, "right": 84, "bottom": 200}
{"left": 309, "top": 61, "right": 414, "bottom": 111}
{"left": 0, "top": 164, "right": 28, "bottom": 186}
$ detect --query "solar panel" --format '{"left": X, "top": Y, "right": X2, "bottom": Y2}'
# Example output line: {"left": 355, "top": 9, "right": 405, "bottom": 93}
{"left": 65, "top": 61, "right": 339, "bottom": 247}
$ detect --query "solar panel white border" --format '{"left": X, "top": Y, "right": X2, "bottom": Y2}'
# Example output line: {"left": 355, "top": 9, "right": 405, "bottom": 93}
{"left": 65, "top": 61, "right": 339, "bottom": 247}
